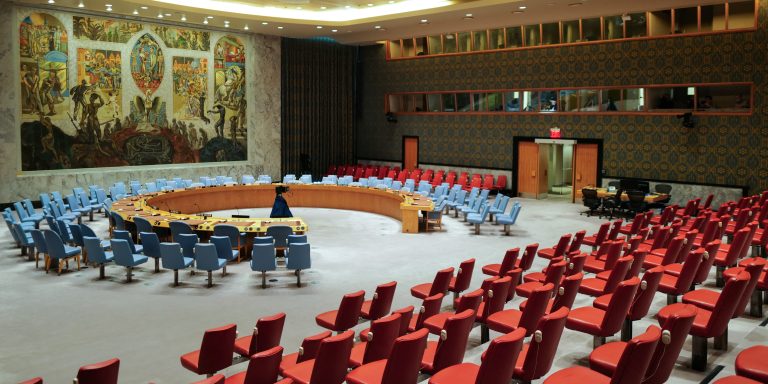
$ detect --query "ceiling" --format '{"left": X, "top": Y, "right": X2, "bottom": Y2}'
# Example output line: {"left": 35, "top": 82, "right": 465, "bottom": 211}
{"left": 15, "top": 0, "right": 727, "bottom": 44}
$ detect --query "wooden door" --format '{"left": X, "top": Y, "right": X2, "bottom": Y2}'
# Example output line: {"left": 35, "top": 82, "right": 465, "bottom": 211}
{"left": 403, "top": 136, "right": 419, "bottom": 170}
{"left": 572, "top": 143, "right": 599, "bottom": 202}
{"left": 517, "top": 141, "right": 542, "bottom": 198}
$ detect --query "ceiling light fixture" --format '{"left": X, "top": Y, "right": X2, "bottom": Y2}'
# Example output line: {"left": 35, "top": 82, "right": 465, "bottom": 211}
{"left": 419, "top": 19, "right": 429, "bottom": 24}
{"left": 277, "top": 26, "right": 284, "bottom": 29}
{"left": 244, "top": 24, "right": 249, "bottom": 30}
{"left": 47, "top": 0, "right": 54, "bottom": 4}
{"left": 261, "top": 21, "right": 268, "bottom": 25}
{"left": 181, "top": 14, "right": 187, "bottom": 21}
{"left": 374, "top": 25, "right": 381, "bottom": 29}
{"left": 157, "top": 12, "right": 164, "bottom": 18}
{"left": 518, "top": 5, "right": 526, "bottom": 9}
{"left": 132, "top": 9, "right": 139, "bottom": 15}
{"left": 106, "top": 4, "right": 113, "bottom": 12}
{"left": 332, "top": 29, "right": 338, "bottom": 32}
{"left": 320, "top": 6, "right": 327, "bottom": 9}
{"left": 140, "top": 6, "right": 148, "bottom": 9}
{"left": 78, "top": 1, "right": 84, "bottom": 8}
{"left": 203, "top": 18, "right": 209, "bottom": 24}
{"left": 164, "top": 13, "right": 172, "bottom": 16}
{"left": 463, "top": 13, "right": 474, "bottom": 19}
{"left": 316, "top": 25, "right": 323, "bottom": 29}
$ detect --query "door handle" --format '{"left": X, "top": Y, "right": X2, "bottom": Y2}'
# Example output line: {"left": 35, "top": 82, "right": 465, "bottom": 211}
{"left": 577, "top": 173, "right": 582, "bottom": 181}
{"left": 531, "top": 171, "right": 536, "bottom": 177}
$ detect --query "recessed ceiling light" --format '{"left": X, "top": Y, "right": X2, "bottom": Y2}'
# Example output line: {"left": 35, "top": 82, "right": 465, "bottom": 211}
{"left": 261, "top": 21, "right": 268, "bottom": 25}
{"left": 244, "top": 25, "right": 249, "bottom": 30}
{"left": 296, "top": 6, "right": 302, "bottom": 9}
{"left": 316, "top": 25, "right": 323, "bottom": 29}
{"left": 106, "top": 4, "right": 112, "bottom": 12}
{"left": 320, "top": 6, "right": 327, "bottom": 9}
{"left": 164, "top": 13, "right": 172, "bottom": 16}
{"left": 203, "top": 18, "right": 209, "bottom": 24}
{"left": 132, "top": 9, "right": 139, "bottom": 15}
{"left": 513, "top": 10, "right": 524, "bottom": 14}
{"left": 78, "top": 1, "right": 84, "bottom": 8}
{"left": 157, "top": 13, "right": 164, "bottom": 18}
{"left": 277, "top": 26, "right": 284, "bottom": 29}
{"left": 419, "top": 19, "right": 429, "bottom": 24}
{"left": 332, "top": 29, "right": 338, "bottom": 32}
{"left": 374, "top": 25, "right": 381, "bottom": 29}
{"left": 180, "top": 14, "right": 187, "bottom": 21}
{"left": 463, "top": 13, "right": 474, "bottom": 19}
{"left": 140, "top": 6, "right": 148, "bottom": 9}
{"left": 368, "top": 3, "right": 374, "bottom": 6}
{"left": 519, "top": 5, "right": 526, "bottom": 9}
{"left": 345, "top": 5, "right": 351, "bottom": 8}
{"left": 47, "top": 0, "right": 54, "bottom": 4}
{"left": 207, "top": 16, "right": 214, "bottom": 19}
{"left": 389, "top": 0, "right": 394, "bottom": 3}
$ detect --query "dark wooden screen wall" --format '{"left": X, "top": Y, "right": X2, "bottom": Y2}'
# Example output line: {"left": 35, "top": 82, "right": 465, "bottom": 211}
{"left": 281, "top": 38, "right": 357, "bottom": 178}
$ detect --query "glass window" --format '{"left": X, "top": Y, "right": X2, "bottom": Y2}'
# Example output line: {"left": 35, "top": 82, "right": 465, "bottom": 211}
{"left": 471, "top": 93, "right": 486, "bottom": 112}
{"left": 489, "top": 28, "right": 505, "bottom": 49}
{"left": 650, "top": 10, "right": 672, "bottom": 36}
{"left": 582, "top": 18, "right": 601, "bottom": 41}
{"left": 402, "top": 38, "right": 416, "bottom": 57}
{"left": 695, "top": 84, "right": 751, "bottom": 112}
{"left": 562, "top": 20, "right": 580, "bottom": 43}
{"left": 524, "top": 25, "right": 540, "bottom": 46}
{"left": 457, "top": 32, "right": 471, "bottom": 52}
{"left": 387, "top": 94, "right": 403, "bottom": 113}
{"left": 624, "top": 88, "right": 645, "bottom": 111}
{"left": 388, "top": 40, "right": 402, "bottom": 59}
{"left": 728, "top": 0, "right": 755, "bottom": 29}
{"left": 540, "top": 90, "right": 558, "bottom": 112}
{"left": 414, "top": 37, "right": 427, "bottom": 56}
{"left": 625, "top": 12, "right": 648, "bottom": 37}
{"left": 443, "top": 33, "right": 457, "bottom": 53}
{"left": 427, "top": 35, "right": 442, "bottom": 55}
{"left": 413, "top": 94, "right": 426, "bottom": 112}
{"left": 402, "top": 95, "right": 415, "bottom": 112}
{"left": 674, "top": 7, "right": 699, "bottom": 34}
{"left": 522, "top": 91, "right": 539, "bottom": 111}
{"left": 504, "top": 91, "right": 522, "bottom": 112}
{"left": 427, "top": 94, "right": 441, "bottom": 112}
{"left": 487, "top": 92, "right": 503, "bottom": 111}
{"left": 647, "top": 86, "right": 693, "bottom": 111}
{"left": 604, "top": 15, "right": 624, "bottom": 39}
{"left": 541, "top": 22, "right": 560, "bottom": 45}
{"left": 506, "top": 26, "right": 523, "bottom": 48}
{"left": 579, "top": 89, "right": 599, "bottom": 111}
{"left": 457, "top": 93, "right": 471, "bottom": 112}
{"left": 472, "top": 30, "right": 488, "bottom": 51}
{"left": 558, "top": 90, "right": 578, "bottom": 112}
{"left": 601, "top": 89, "right": 622, "bottom": 111}
{"left": 442, "top": 93, "right": 457, "bottom": 112}
{"left": 701, "top": 4, "right": 726, "bottom": 31}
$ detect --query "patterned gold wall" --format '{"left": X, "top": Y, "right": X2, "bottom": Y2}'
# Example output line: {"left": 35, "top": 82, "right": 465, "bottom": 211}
{"left": 356, "top": 2, "right": 768, "bottom": 193}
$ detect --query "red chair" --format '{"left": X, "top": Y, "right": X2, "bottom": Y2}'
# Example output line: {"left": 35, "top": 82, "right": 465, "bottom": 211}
{"left": 445, "top": 173, "right": 456, "bottom": 187}
{"left": 476, "top": 276, "right": 513, "bottom": 343}
{"left": 566, "top": 277, "right": 640, "bottom": 348}
{"left": 593, "top": 266, "right": 664, "bottom": 341}
{"left": 567, "top": 230, "right": 587, "bottom": 254}
{"left": 583, "top": 222, "right": 611, "bottom": 251}
{"left": 699, "top": 194, "right": 715, "bottom": 211}
{"left": 408, "top": 293, "right": 445, "bottom": 332}
{"left": 657, "top": 248, "right": 705, "bottom": 304}
{"left": 735, "top": 345, "right": 768, "bottom": 383}
{"left": 481, "top": 175, "right": 494, "bottom": 190}
{"left": 713, "top": 376, "right": 763, "bottom": 383}
{"left": 224, "top": 346, "right": 283, "bottom": 384}
{"left": 181, "top": 324, "right": 237, "bottom": 376}
{"left": 315, "top": 290, "right": 366, "bottom": 333}
{"left": 279, "top": 331, "right": 332, "bottom": 376}
{"left": 515, "top": 243, "right": 539, "bottom": 273}
{"left": 682, "top": 258, "right": 766, "bottom": 318}
{"left": 377, "top": 166, "right": 389, "bottom": 179}
{"left": 193, "top": 375, "right": 225, "bottom": 384}
{"left": 411, "top": 267, "right": 454, "bottom": 299}
{"left": 463, "top": 177, "right": 482, "bottom": 192}
{"left": 424, "top": 289, "right": 483, "bottom": 335}
{"left": 725, "top": 207, "right": 754, "bottom": 238}
{"left": 656, "top": 271, "right": 750, "bottom": 371}
{"left": 348, "top": 313, "right": 402, "bottom": 368}
{"left": 493, "top": 175, "right": 507, "bottom": 192}
{"left": 636, "top": 225, "right": 670, "bottom": 253}
{"left": 594, "top": 250, "right": 645, "bottom": 282}
{"left": 516, "top": 260, "right": 566, "bottom": 298}
{"left": 511, "top": 307, "right": 570, "bottom": 382}
{"left": 360, "top": 305, "right": 414, "bottom": 340}
{"left": 282, "top": 330, "right": 355, "bottom": 384}
{"left": 75, "top": 358, "right": 120, "bottom": 384}
{"left": 233, "top": 312, "right": 286, "bottom": 358}
{"left": 346, "top": 328, "right": 429, "bottom": 384}
{"left": 714, "top": 226, "right": 754, "bottom": 286}
{"left": 583, "top": 240, "right": 623, "bottom": 274}
{"left": 664, "top": 240, "right": 722, "bottom": 287}
{"left": 18, "top": 378, "right": 42, "bottom": 384}
{"left": 579, "top": 256, "right": 633, "bottom": 297}
{"left": 481, "top": 248, "right": 519, "bottom": 276}
{"left": 421, "top": 309, "right": 477, "bottom": 375}
{"left": 487, "top": 283, "right": 554, "bottom": 338}
{"left": 692, "top": 218, "right": 722, "bottom": 248}
{"left": 524, "top": 253, "right": 585, "bottom": 284}
{"left": 538, "top": 233, "right": 572, "bottom": 260}
{"left": 649, "top": 206, "right": 676, "bottom": 226}
{"left": 448, "top": 258, "right": 475, "bottom": 301}
{"left": 354, "top": 167, "right": 364, "bottom": 181}
{"left": 590, "top": 303, "right": 696, "bottom": 384}
{"left": 642, "top": 234, "right": 687, "bottom": 270}
{"left": 750, "top": 219, "right": 768, "bottom": 257}
{"left": 429, "top": 328, "right": 526, "bottom": 384}
{"left": 520, "top": 272, "right": 584, "bottom": 315}
{"left": 361, "top": 281, "right": 397, "bottom": 321}
{"left": 503, "top": 267, "right": 523, "bottom": 302}
{"left": 618, "top": 213, "right": 646, "bottom": 236}
{"left": 543, "top": 326, "right": 661, "bottom": 384}
{"left": 676, "top": 199, "right": 700, "bottom": 218}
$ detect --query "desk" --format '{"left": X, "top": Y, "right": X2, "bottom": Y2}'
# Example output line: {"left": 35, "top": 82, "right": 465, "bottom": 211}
{"left": 111, "top": 184, "right": 433, "bottom": 234}
{"left": 589, "top": 188, "right": 669, "bottom": 203}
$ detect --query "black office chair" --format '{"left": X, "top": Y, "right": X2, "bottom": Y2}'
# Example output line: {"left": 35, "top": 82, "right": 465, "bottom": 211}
{"left": 626, "top": 190, "right": 648, "bottom": 216}
{"left": 648, "top": 183, "right": 672, "bottom": 211}
{"left": 602, "top": 188, "right": 624, "bottom": 219}
{"left": 581, "top": 188, "right": 602, "bottom": 217}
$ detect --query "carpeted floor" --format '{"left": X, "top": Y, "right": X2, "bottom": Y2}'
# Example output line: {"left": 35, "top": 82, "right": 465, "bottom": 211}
{"left": 1, "top": 197, "right": 765, "bottom": 383}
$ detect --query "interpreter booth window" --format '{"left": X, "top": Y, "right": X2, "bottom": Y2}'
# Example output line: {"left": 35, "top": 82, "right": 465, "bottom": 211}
{"left": 522, "top": 91, "right": 539, "bottom": 111}
{"left": 625, "top": 13, "right": 648, "bottom": 38}
{"left": 457, "top": 32, "right": 471, "bottom": 52}
{"left": 402, "top": 38, "right": 416, "bottom": 57}
{"left": 541, "top": 22, "right": 560, "bottom": 45}
{"left": 442, "top": 93, "right": 457, "bottom": 112}
{"left": 562, "top": 20, "right": 580, "bottom": 43}
{"left": 558, "top": 90, "right": 579, "bottom": 112}
{"left": 674, "top": 7, "right": 699, "bottom": 34}
{"left": 413, "top": 94, "right": 427, "bottom": 112}
{"left": 700, "top": 4, "right": 726, "bottom": 31}
{"left": 524, "top": 25, "right": 541, "bottom": 46}
{"left": 401, "top": 95, "right": 414, "bottom": 112}
{"left": 540, "top": 91, "right": 558, "bottom": 112}
{"left": 647, "top": 86, "right": 693, "bottom": 111}
{"left": 728, "top": 0, "right": 756, "bottom": 29}
{"left": 388, "top": 41, "right": 402, "bottom": 59}
{"left": 601, "top": 88, "right": 645, "bottom": 111}
{"left": 506, "top": 26, "right": 523, "bottom": 48}
{"left": 489, "top": 28, "right": 505, "bottom": 49}
{"left": 456, "top": 93, "right": 472, "bottom": 112}
{"left": 414, "top": 37, "right": 427, "bottom": 56}
{"left": 427, "top": 94, "right": 442, "bottom": 112}
{"left": 604, "top": 15, "right": 624, "bottom": 39}
{"left": 387, "top": 94, "right": 403, "bottom": 113}
{"left": 443, "top": 34, "right": 458, "bottom": 54}
{"left": 504, "top": 91, "right": 521, "bottom": 112}
{"left": 695, "top": 84, "right": 751, "bottom": 112}
{"left": 473, "top": 30, "right": 488, "bottom": 51}
{"left": 650, "top": 10, "right": 672, "bottom": 36}
{"left": 427, "top": 35, "right": 443, "bottom": 55}
{"left": 582, "top": 18, "right": 601, "bottom": 41}
{"left": 579, "top": 89, "right": 599, "bottom": 111}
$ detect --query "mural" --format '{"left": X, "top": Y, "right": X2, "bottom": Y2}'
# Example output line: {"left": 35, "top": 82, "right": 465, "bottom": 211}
{"left": 76, "top": 48, "right": 122, "bottom": 124}
{"left": 73, "top": 16, "right": 142, "bottom": 43}
{"left": 153, "top": 26, "right": 210, "bottom": 51}
{"left": 130, "top": 34, "right": 164, "bottom": 92}
{"left": 19, "top": 13, "right": 248, "bottom": 171}
{"left": 19, "top": 13, "right": 68, "bottom": 121}
{"left": 213, "top": 35, "right": 246, "bottom": 143}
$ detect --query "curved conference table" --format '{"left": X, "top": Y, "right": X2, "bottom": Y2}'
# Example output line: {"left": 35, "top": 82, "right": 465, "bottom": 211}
{"left": 111, "top": 184, "right": 434, "bottom": 235}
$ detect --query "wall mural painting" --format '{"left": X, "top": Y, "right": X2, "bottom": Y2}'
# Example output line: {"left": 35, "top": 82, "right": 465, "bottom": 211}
{"left": 153, "top": 26, "right": 210, "bottom": 51}
{"left": 73, "top": 16, "right": 142, "bottom": 43}
{"left": 19, "top": 13, "right": 248, "bottom": 172}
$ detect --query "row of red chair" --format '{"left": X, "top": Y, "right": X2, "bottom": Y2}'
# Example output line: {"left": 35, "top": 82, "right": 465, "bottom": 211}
{"left": 19, "top": 358, "right": 120, "bottom": 384}
{"left": 326, "top": 164, "right": 508, "bottom": 191}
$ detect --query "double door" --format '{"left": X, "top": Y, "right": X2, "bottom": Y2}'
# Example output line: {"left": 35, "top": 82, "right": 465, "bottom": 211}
{"left": 517, "top": 139, "right": 599, "bottom": 202}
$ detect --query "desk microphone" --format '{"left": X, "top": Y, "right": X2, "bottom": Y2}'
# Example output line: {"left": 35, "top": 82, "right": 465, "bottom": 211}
{"left": 193, "top": 202, "right": 204, "bottom": 216}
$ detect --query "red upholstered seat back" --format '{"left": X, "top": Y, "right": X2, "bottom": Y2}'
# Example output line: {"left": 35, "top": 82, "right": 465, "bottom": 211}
{"left": 198, "top": 324, "right": 237, "bottom": 374}
{"left": 610, "top": 326, "right": 662, "bottom": 384}
{"left": 248, "top": 312, "right": 286, "bottom": 357}
{"left": 310, "top": 330, "right": 355, "bottom": 383}
{"left": 381, "top": 328, "right": 429, "bottom": 384}
{"left": 475, "top": 328, "right": 526, "bottom": 384}
{"left": 76, "top": 358, "right": 120, "bottom": 384}
{"left": 517, "top": 307, "right": 569, "bottom": 381}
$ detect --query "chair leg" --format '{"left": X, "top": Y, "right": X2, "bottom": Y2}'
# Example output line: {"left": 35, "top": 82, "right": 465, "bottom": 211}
{"left": 223, "top": 266, "right": 227, "bottom": 276}
{"left": 174, "top": 270, "right": 179, "bottom": 286}
{"left": 480, "top": 324, "right": 489, "bottom": 343}
{"left": 667, "top": 294, "right": 678, "bottom": 305}
{"left": 261, "top": 271, "right": 267, "bottom": 289}
{"left": 297, "top": 269, "right": 302, "bottom": 287}
{"left": 750, "top": 290, "right": 763, "bottom": 317}
{"left": 155, "top": 258, "right": 159, "bottom": 273}
{"left": 76, "top": 255, "right": 80, "bottom": 271}
{"left": 692, "top": 335, "right": 708, "bottom": 371}
{"left": 713, "top": 329, "right": 728, "bottom": 351}
{"left": 593, "top": 336, "right": 606, "bottom": 348}
{"left": 99, "top": 264, "right": 105, "bottom": 279}
{"left": 716, "top": 266, "right": 725, "bottom": 287}
{"left": 474, "top": 224, "right": 480, "bottom": 235}
{"left": 620, "top": 318, "right": 633, "bottom": 342}
{"left": 126, "top": 266, "right": 133, "bottom": 282}
{"left": 207, "top": 271, "right": 213, "bottom": 288}
{"left": 504, "top": 224, "right": 510, "bottom": 236}
{"left": 34, "top": 251, "right": 39, "bottom": 269}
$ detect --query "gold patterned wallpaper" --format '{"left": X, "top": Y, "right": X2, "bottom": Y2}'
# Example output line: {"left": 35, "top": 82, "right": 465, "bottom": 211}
{"left": 356, "top": 2, "right": 768, "bottom": 193}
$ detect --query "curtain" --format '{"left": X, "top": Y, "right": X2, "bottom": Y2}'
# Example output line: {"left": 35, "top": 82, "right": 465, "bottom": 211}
{"left": 281, "top": 38, "right": 357, "bottom": 179}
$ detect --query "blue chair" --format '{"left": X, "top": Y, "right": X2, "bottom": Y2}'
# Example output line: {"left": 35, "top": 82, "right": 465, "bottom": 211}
{"left": 258, "top": 175, "right": 272, "bottom": 184}
{"left": 251, "top": 243, "right": 277, "bottom": 288}
{"left": 110, "top": 211, "right": 125, "bottom": 232}
{"left": 88, "top": 185, "right": 100, "bottom": 205}
{"left": 299, "top": 174, "right": 312, "bottom": 184}
{"left": 489, "top": 195, "right": 511, "bottom": 222}
{"left": 467, "top": 203, "right": 493, "bottom": 235}
{"left": 102, "top": 198, "right": 113, "bottom": 218}
{"left": 177, "top": 233, "right": 199, "bottom": 259}
{"left": 56, "top": 218, "right": 75, "bottom": 244}
{"left": 160, "top": 242, "right": 194, "bottom": 286}
{"left": 133, "top": 216, "right": 154, "bottom": 236}
{"left": 49, "top": 200, "right": 80, "bottom": 222}
{"left": 425, "top": 199, "right": 449, "bottom": 231}
{"left": 242, "top": 175, "right": 255, "bottom": 184}
{"left": 461, "top": 195, "right": 485, "bottom": 221}
{"left": 288, "top": 234, "right": 307, "bottom": 244}
{"left": 170, "top": 220, "right": 194, "bottom": 242}
{"left": 111, "top": 239, "right": 148, "bottom": 282}
{"left": 253, "top": 236, "right": 274, "bottom": 245}
{"left": 68, "top": 223, "right": 86, "bottom": 261}
{"left": 210, "top": 236, "right": 238, "bottom": 268}
{"left": 39, "top": 193, "right": 53, "bottom": 212}
{"left": 113, "top": 229, "right": 144, "bottom": 254}
{"left": 22, "top": 199, "right": 44, "bottom": 221}
{"left": 496, "top": 203, "right": 522, "bottom": 236}
{"left": 140, "top": 232, "right": 162, "bottom": 272}
{"left": 286, "top": 243, "right": 311, "bottom": 287}
{"left": 30, "top": 229, "right": 48, "bottom": 269}
{"left": 67, "top": 193, "right": 93, "bottom": 221}
{"left": 145, "top": 182, "right": 158, "bottom": 193}
{"left": 84, "top": 236, "right": 114, "bottom": 279}
{"left": 266, "top": 226, "right": 293, "bottom": 255}
{"left": 195, "top": 243, "right": 227, "bottom": 287}
{"left": 213, "top": 224, "right": 246, "bottom": 262}
{"left": 51, "top": 191, "right": 69, "bottom": 210}
{"left": 43, "top": 229, "right": 81, "bottom": 275}
{"left": 446, "top": 190, "right": 467, "bottom": 217}
{"left": 79, "top": 223, "right": 111, "bottom": 249}
{"left": 78, "top": 192, "right": 101, "bottom": 213}
{"left": 283, "top": 174, "right": 297, "bottom": 183}
{"left": 13, "top": 223, "right": 35, "bottom": 259}
{"left": 13, "top": 201, "right": 42, "bottom": 228}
